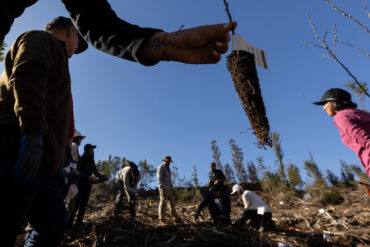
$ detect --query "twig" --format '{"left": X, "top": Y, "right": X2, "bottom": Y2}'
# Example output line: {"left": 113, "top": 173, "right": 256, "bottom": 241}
{"left": 326, "top": 0, "right": 370, "bottom": 34}
{"left": 333, "top": 25, "right": 338, "bottom": 55}
{"left": 362, "top": 0, "right": 370, "bottom": 18}
{"left": 320, "top": 53, "right": 336, "bottom": 61}
{"left": 223, "top": 0, "right": 235, "bottom": 34}
{"left": 301, "top": 40, "right": 325, "bottom": 49}
{"left": 338, "top": 40, "right": 370, "bottom": 57}
{"left": 305, "top": 15, "right": 370, "bottom": 98}
{"left": 323, "top": 29, "right": 329, "bottom": 42}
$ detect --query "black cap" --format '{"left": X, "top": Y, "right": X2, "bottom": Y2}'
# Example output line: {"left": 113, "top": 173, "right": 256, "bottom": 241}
{"left": 84, "top": 143, "right": 97, "bottom": 152}
{"left": 45, "top": 16, "right": 88, "bottom": 54}
{"left": 313, "top": 88, "right": 351, "bottom": 105}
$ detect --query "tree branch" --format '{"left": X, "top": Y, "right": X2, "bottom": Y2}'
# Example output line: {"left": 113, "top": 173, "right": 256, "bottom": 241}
{"left": 338, "top": 40, "right": 370, "bottom": 57}
{"left": 223, "top": 0, "right": 235, "bottom": 35}
{"left": 362, "top": 0, "right": 370, "bottom": 18}
{"left": 333, "top": 25, "right": 338, "bottom": 55}
{"left": 326, "top": 0, "right": 370, "bottom": 34}
{"left": 305, "top": 15, "right": 370, "bottom": 98}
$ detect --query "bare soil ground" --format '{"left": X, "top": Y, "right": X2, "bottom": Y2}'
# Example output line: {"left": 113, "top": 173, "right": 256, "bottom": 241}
{"left": 14, "top": 184, "right": 369, "bottom": 246}
{"left": 57, "top": 185, "right": 370, "bottom": 247}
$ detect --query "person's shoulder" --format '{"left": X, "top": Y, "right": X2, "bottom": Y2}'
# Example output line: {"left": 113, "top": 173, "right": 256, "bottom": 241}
{"left": 19, "top": 30, "right": 56, "bottom": 43}
{"left": 336, "top": 108, "right": 367, "bottom": 121}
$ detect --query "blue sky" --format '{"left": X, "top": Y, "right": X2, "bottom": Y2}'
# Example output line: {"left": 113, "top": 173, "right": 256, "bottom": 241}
{"left": 2, "top": 0, "right": 369, "bottom": 185}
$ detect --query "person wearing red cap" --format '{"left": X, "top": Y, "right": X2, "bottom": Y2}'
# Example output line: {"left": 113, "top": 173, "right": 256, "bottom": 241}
{"left": 313, "top": 88, "right": 370, "bottom": 177}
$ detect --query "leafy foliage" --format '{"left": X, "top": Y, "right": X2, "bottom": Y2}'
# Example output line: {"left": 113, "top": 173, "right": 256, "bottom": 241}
{"left": 272, "top": 131, "right": 288, "bottom": 186}
{"left": 95, "top": 155, "right": 121, "bottom": 180}
{"left": 304, "top": 153, "right": 326, "bottom": 186}
{"left": 340, "top": 160, "right": 355, "bottom": 186}
{"left": 229, "top": 138, "right": 248, "bottom": 183}
{"left": 247, "top": 161, "right": 259, "bottom": 182}
{"left": 138, "top": 159, "right": 156, "bottom": 189}
{"left": 223, "top": 162, "right": 236, "bottom": 183}
{"left": 326, "top": 169, "right": 340, "bottom": 186}
{"left": 191, "top": 165, "right": 199, "bottom": 187}
{"left": 211, "top": 140, "right": 224, "bottom": 171}
{"left": 287, "top": 162, "right": 303, "bottom": 188}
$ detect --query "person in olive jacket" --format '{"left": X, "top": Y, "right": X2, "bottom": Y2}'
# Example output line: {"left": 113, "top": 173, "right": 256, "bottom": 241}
{"left": 1, "top": 0, "right": 236, "bottom": 66}
{"left": 67, "top": 144, "right": 107, "bottom": 226}
{"left": 0, "top": 16, "right": 87, "bottom": 246}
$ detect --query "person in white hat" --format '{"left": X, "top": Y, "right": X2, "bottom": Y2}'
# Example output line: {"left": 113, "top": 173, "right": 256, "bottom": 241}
{"left": 71, "top": 130, "right": 86, "bottom": 163}
{"left": 230, "top": 184, "right": 274, "bottom": 228}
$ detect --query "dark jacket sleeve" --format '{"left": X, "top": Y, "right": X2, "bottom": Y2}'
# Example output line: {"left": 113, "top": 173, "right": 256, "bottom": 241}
{"left": 0, "top": 0, "right": 38, "bottom": 42}
{"left": 61, "top": 0, "right": 163, "bottom": 65}
{"left": 93, "top": 162, "right": 104, "bottom": 179}
{"left": 10, "top": 31, "right": 55, "bottom": 135}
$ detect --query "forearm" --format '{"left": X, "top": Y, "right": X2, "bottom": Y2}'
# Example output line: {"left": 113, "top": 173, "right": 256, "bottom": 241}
{"left": 62, "top": 0, "right": 162, "bottom": 65}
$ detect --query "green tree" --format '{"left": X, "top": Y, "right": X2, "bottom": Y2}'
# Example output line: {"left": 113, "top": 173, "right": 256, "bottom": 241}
{"left": 304, "top": 153, "right": 326, "bottom": 186}
{"left": 349, "top": 164, "right": 370, "bottom": 183}
{"left": 326, "top": 169, "right": 340, "bottom": 186}
{"left": 256, "top": 156, "right": 267, "bottom": 176}
{"left": 138, "top": 159, "right": 156, "bottom": 189}
{"left": 229, "top": 138, "right": 248, "bottom": 183}
{"left": 171, "top": 165, "right": 190, "bottom": 187}
{"left": 223, "top": 162, "right": 236, "bottom": 183}
{"left": 0, "top": 41, "right": 6, "bottom": 62}
{"left": 191, "top": 165, "right": 199, "bottom": 187}
{"left": 95, "top": 154, "right": 121, "bottom": 180}
{"left": 211, "top": 140, "right": 224, "bottom": 171}
{"left": 340, "top": 160, "right": 355, "bottom": 185}
{"left": 346, "top": 81, "right": 368, "bottom": 110}
{"left": 247, "top": 161, "right": 259, "bottom": 182}
{"left": 271, "top": 131, "right": 288, "bottom": 186}
{"left": 287, "top": 162, "right": 303, "bottom": 188}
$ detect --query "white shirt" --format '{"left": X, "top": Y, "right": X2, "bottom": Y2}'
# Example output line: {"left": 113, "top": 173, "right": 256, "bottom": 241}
{"left": 71, "top": 142, "right": 79, "bottom": 163}
{"left": 242, "top": 191, "right": 271, "bottom": 212}
{"left": 116, "top": 166, "right": 139, "bottom": 194}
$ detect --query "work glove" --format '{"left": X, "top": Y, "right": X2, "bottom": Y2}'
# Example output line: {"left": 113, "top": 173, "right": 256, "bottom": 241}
{"left": 14, "top": 134, "right": 43, "bottom": 183}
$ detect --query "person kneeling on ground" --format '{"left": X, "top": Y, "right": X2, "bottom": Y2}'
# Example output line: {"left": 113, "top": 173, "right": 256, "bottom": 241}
{"left": 194, "top": 186, "right": 231, "bottom": 224}
{"left": 230, "top": 184, "right": 274, "bottom": 229}
{"left": 114, "top": 160, "right": 141, "bottom": 221}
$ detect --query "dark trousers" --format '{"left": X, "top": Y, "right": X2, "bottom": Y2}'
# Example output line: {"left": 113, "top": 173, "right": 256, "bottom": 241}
{"left": 239, "top": 209, "right": 273, "bottom": 227}
{"left": 0, "top": 126, "right": 66, "bottom": 247}
{"left": 67, "top": 179, "right": 92, "bottom": 225}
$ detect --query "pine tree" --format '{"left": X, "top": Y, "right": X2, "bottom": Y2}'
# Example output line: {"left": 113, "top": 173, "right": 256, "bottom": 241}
{"left": 95, "top": 154, "right": 122, "bottom": 180}
{"left": 191, "top": 166, "right": 199, "bottom": 187}
{"left": 304, "top": 153, "right": 326, "bottom": 186}
{"left": 326, "top": 169, "right": 340, "bottom": 186}
{"left": 271, "top": 131, "right": 288, "bottom": 186}
{"left": 138, "top": 159, "right": 156, "bottom": 189}
{"left": 349, "top": 164, "right": 370, "bottom": 183}
{"left": 229, "top": 138, "right": 248, "bottom": 183}
{"left": 223, "top": 162, "right": 236, "bottom": 183}
{"left": 247, "top": 161, "right": 259, "bottom": 182}
{"left": 340, "top": 160, "right": 355, "bottom": 185}
{"left": 287, "top": 162, "right": 303, "bottom": 188}
{"left": 211, "top": 140, "right": 224, "bottom": 171}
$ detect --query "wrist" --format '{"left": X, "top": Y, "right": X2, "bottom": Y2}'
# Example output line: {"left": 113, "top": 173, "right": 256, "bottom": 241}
{"left": 138, "top": 32, "right": 171, "bottom": 62}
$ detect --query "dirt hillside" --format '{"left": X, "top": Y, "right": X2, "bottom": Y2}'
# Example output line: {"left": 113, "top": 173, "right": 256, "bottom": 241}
{"left": 57, "top": 184, "right": 370, "bottom": 247}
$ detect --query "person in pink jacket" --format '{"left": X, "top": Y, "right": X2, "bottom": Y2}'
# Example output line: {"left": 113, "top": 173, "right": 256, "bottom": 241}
{"left": 313, "top": 88, "right": 370, "bottom": 177}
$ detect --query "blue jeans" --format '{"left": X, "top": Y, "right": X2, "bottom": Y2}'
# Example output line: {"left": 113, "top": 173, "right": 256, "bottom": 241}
{"left": 0, "top": 126, "right": 66, "bottom": 247}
